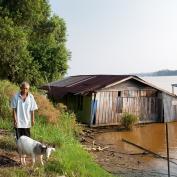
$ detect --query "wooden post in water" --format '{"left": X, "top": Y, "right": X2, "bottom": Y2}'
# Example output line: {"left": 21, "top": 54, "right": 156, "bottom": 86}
{"left": 166, "top": 123, "right": 170, "bottom": 177}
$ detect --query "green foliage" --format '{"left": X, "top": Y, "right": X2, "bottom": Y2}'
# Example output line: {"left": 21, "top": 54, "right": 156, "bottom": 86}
{"left": 0, "top": 0, "right": 50, "bottom": 27}
{"left": 0, "top": 17, "right": 41, "bottom": 84}
{"left": 121, "top": 112, "right": 139, "bottom": 130}
{"left": 28, "top": 15, "right": 69, "bottom": 82}
{"left": 0, "top": 80, "right": 18, "bottom": 120}
{"left": 0, "top": 0, "right": 69, "bottom": 85}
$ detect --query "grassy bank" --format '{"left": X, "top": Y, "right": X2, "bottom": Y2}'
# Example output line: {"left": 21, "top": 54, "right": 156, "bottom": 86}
{"left": 0, "top": 80, "right": 113, "bottom": 177}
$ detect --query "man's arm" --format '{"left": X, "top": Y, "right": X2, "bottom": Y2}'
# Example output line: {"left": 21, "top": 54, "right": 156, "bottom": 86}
{"left": 12, "top": 108, "right": 17, "bottom": 127}
{"left": 31, "top": 111, "right": 35, "bottom": 126}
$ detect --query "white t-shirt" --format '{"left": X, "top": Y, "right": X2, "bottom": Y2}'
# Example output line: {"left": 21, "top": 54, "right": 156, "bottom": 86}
{"left": 11, "top": 92, "right": 38, "bottom": 128}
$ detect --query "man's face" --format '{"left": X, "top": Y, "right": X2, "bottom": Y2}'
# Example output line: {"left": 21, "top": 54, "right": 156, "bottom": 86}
{"left": 20, "top": 85, "right": 29, "bottom": 95}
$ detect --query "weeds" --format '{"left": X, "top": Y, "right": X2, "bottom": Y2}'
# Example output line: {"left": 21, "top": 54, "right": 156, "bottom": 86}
{"left": 121, "top": 112, "right": 139, "bottom": 130}
{"left": 0, "top": 135, "right": 16, "bottom": 151}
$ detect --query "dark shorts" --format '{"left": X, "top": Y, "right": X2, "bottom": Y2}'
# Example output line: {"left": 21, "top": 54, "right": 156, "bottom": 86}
{"left": 15, "top": 128, "right": 30, "bottom": 140}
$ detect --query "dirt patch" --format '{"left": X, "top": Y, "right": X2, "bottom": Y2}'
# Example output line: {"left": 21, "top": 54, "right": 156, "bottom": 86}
{"left": 80, "top": 126, "right": 172, "bottom": 177}
{"left": 0, "top": 155, "right": 20, "bottom": 167}
{"left": 0, "top": 130, "right": 20, "bottom": 167}
{"left": 0, "top": 129, "right": 34, "bottom": 168}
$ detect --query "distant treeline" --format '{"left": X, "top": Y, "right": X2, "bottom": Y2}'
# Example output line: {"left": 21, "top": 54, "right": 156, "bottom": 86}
{"left": 136, "top": 69, "right": 177, "bottom": 77}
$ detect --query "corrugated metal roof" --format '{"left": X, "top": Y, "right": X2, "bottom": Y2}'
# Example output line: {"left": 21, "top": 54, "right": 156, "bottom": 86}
{"left": 41, "top": 75, "right": 133, "bottom": 95}
{"left": 47, "top": 75, "right": 92, "bottom": 87}
{"left": 40, "top": 75, "right": 177, "bottom": 98}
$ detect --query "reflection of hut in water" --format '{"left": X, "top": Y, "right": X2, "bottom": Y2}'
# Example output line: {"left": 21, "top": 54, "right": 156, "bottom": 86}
{"left": 41, "top": 75, "right": 177, "bottom": 126}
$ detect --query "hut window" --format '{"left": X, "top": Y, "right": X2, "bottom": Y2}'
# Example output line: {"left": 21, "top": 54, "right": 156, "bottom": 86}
{"left": 77, "top": 95, "right": 83, "bottom": 111}
{"left": 118, "top": 91, "right": 121, "bottom": 97}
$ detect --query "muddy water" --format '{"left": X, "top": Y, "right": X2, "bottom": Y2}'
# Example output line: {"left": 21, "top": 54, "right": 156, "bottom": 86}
{"left": 96, "top": 122, "right": 177, "bottom": 176}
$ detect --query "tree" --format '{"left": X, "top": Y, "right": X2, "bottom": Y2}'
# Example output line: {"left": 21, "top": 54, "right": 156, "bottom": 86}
{"left": 0, "top": 0, "right": 50, "bottom": 27}
{"left": 28, "top": 15, "right": 69, "bottom": 82}
{"left": 0, "top": 0, "right": 69, "bottom": 85}
{"left": 0, "top": 17, "right": 41, "bottom": 84}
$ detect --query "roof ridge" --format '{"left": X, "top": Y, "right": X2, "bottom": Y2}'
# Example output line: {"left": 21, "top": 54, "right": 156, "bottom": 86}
{"left": 70, "top": 74, "right": 134, "bottom": 77}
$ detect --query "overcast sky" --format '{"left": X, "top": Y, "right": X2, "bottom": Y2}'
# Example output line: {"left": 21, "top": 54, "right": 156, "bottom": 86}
{"left": 49, "top": 0, "right": 177, "bottom": 76}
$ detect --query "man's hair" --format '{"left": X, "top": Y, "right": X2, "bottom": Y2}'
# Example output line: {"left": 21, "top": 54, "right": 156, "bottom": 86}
{"left": 20, "top": 81, "right": 30, "bottom": 88}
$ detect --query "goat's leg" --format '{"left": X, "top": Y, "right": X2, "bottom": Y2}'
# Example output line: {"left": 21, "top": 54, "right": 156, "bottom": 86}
{"left": 20, "top": 154, "right": 24, "bottom": 165}
{"left": 40, "top": 155, "right": 44, "bottom": 165}
{"left": 23, "top": 155, "right": 26, "bottom": 166}
{"left": 32, "top": 155, "right": 36, "bottom": 168}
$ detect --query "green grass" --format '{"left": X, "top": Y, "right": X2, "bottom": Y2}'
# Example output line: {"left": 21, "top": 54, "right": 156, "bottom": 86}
{"left": 0, "top": 114, "right": 113, "bottom": 177}
{"left": 32, "top": 113, "right": 113, "bottom": 177}
{"left": 0, "top": 168, "right": 27, "bottom": 177}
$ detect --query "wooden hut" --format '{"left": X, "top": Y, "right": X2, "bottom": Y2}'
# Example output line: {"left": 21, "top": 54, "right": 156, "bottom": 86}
{"left": 41, "top": 75, "right": 177, "bottom": 126}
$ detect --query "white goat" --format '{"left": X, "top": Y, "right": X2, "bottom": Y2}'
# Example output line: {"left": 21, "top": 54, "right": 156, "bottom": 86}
{"left": 17, "top": 136, "right": 55, "bottom": 167}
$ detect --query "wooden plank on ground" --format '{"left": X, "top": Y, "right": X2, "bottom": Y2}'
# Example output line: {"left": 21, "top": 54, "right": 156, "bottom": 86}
{"left": 122, "top": 138, "right": 177, "bottom": 166}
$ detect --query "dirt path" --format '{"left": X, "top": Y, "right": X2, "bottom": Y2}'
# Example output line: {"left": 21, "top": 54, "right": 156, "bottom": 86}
{"left": 80, "top": 127, "right": 174, "bottom": 177}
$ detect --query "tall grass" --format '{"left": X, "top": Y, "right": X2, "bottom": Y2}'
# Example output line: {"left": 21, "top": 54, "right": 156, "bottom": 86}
{"left": 0, "top": 80, "right": 113, "bottom": 177}
{"left": 32, "top": 113, "right": 112, "bottom": 177}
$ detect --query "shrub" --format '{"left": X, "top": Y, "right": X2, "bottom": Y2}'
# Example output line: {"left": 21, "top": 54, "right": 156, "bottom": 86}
{"left": 121, "top": 112, "right": 139, "bottom": 130}
{"left": 33, "top": 92, "right": 60, "bottom": 124}
{"left": 56, "top": 103, "right": 68, "bottom": 113}
{"left": 0, "top": 80, "right": 18, "bottom": 120}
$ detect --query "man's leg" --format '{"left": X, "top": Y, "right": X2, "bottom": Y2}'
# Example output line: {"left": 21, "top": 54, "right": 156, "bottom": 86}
{"left": 22, "top": 128, "right": 30, "bottom": 137}
{"left": 15, "top": 128, "right": 30, "bottom": 139}
{"left": 15, "top": 128, "right": 21, "bottom": 140}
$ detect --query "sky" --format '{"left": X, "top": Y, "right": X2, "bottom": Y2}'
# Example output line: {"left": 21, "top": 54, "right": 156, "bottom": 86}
{"left": 49, "top": 0, "right": 177, "bottom": 76}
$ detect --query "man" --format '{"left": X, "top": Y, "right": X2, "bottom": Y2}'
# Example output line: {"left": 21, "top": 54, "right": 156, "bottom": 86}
{"left": 11, "top": 82, "right": 38, "bottom": 139}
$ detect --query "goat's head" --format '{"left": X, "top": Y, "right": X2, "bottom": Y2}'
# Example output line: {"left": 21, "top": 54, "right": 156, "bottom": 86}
{"left": 46, "top": 146, "right": 56, "bottom": 160}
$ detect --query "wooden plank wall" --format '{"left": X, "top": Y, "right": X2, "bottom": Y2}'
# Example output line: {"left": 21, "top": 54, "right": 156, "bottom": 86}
{"left": 95, "top": 91, "right": 160, "bottom": 125}
{"left": 162, "top": 93, "right": 177, "bottom": 122}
